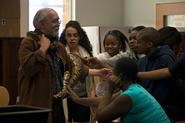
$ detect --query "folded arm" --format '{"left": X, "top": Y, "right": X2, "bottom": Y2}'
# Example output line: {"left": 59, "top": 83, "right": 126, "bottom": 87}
{"left": 137, "top": 68, "right": 172, "bottom": 80}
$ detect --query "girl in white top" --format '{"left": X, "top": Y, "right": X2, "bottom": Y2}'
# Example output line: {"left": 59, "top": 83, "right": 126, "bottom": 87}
{"left": 95, "top": 30, "right": 135, "bottom": 97}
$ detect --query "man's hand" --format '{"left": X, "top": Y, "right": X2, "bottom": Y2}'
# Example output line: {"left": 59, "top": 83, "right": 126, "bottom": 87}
{"left": 39, "top": 34, "right": 51, "bottom": 54}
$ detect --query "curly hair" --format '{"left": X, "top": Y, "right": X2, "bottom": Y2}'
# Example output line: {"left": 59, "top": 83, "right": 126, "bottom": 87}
{"left": 103, "top": 30, "right": 128, "bottom": 52}
{"left": 60, "top": 20, "right": 93, "bottom": 56}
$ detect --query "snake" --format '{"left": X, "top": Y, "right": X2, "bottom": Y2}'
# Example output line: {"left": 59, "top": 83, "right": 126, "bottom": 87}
{"left": 53, "top": 53, "right": 84, "bottom": 99}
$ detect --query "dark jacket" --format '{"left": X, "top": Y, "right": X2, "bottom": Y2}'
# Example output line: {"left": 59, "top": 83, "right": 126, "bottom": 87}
{"left": 137, "top": 45, "right": 176, "bottom": 116}
{"left": 169, "top": 53, "right": 185, "bottom": 121}
{"left": 18, "top": 31, "right": 71, "bottom": 109}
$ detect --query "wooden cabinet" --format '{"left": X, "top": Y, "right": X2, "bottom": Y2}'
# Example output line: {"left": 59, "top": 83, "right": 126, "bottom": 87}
{"left": 0, "top": 0, "right": 21, "bottom": 104}
{"left": 0, "top": 38, "right": 22, "bottom": 104}
{"left": 0, "top": 0, "right": 20, "bottom": 37}
{"left": 0, "top": 19, "right": 20, "bottom": 37}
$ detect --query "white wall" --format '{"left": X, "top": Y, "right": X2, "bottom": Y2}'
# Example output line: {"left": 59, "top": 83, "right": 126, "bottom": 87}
{"left": 75, "top": 0, "right": 123, "bottom": 27}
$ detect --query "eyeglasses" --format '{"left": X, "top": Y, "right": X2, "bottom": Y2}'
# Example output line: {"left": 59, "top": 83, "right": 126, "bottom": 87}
{"left": 51, "top": 18, "right": 61, "bottom": 24}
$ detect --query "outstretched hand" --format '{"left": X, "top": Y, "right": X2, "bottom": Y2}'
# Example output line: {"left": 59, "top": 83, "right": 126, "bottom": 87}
{"left": 83, "top": 57, "right": 110, "bottom": 69}
{"left": 99, "top": 68, "right": 112, "bottom": 77}
{"left": 89, "top": 68, "right": 112, "bottom": 77}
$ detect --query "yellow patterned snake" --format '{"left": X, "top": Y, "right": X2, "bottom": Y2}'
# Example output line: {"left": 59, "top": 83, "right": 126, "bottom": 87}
{"left": 53, "top": 53, "right": 84, "bottom": 99}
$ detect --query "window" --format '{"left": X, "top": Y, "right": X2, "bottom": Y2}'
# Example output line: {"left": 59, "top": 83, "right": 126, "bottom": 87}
{"left": 29, "top": 0, "right": 72, "bottom": 35}
{"left": 165, "top": 15, "right": 185, "bottom": 32}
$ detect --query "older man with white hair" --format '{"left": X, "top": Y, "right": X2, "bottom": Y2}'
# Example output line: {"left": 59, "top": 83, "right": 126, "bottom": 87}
{"left": 18, "top": 8, "right": 70, "bottom": 123}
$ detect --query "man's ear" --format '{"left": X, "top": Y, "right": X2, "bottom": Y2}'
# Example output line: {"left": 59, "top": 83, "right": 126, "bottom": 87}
{"left": 39, "top": 21, "right": 44, "bottom": 29}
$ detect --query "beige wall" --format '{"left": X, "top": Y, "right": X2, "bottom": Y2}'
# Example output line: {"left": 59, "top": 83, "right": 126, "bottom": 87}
{"left": 75, "top": 0, "right": 123, "bottom": 27}
{"left": 20, "top": 0, "right": 29, "bottom": 37}
{"left": 122, "top": 0, "right": 185, "bottom": 28}
{"left": 156, "top": 0, "right": 185, "bottom": 3}
{"left": 21, "top": 0, "right": 124, "bottom": 36}
{"left": 76, "top": 0, "right": 185, "bottom": 28}
{"left": 122, "top": 0, "right": 156, "bottom": 27}
{"left": 20, "top": 0, "right": 185, "bottom": 36}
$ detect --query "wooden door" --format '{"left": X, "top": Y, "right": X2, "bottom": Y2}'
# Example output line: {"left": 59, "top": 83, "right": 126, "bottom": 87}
{"left": 156, "top": 2, "right": 185, "bottom": 29}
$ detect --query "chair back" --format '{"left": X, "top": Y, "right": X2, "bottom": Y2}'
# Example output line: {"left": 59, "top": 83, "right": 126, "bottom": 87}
{"left": 0, "top": 86, "right": 10, "bottom": 106}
